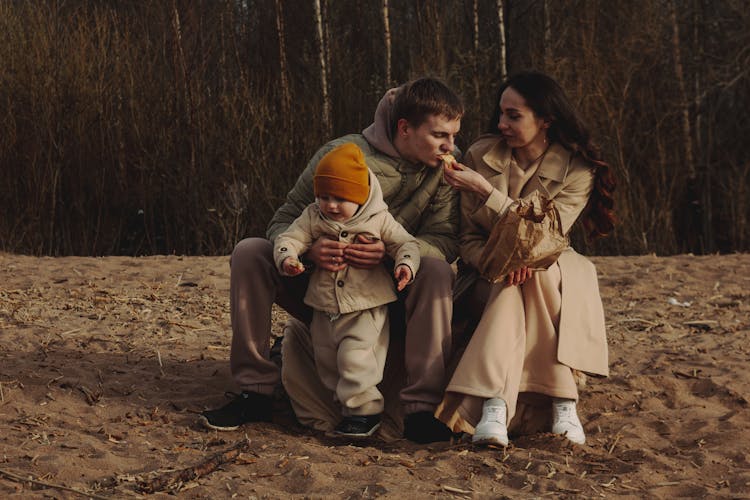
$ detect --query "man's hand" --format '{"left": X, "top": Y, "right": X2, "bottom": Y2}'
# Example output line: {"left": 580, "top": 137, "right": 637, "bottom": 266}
{"left": 343, "top": 234, "right": 386, "bottom": 269}
{"left": 507, "top": 266, "right": 534, "bottom": 286}
{"left": 282, "top": 257, "right": 305, "bottom": 276}
{"left": 394, "top": 264, "right": 412, "bottom": 291}
{"left": 307, "top": 236, "right": 348, "bottom": 272}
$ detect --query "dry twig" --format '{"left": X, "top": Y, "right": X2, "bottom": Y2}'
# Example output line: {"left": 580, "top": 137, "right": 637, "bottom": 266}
{"left": 137, "top": 438, "right": 251, "bottom": 493}
{"left": 0, "top": 468, "right": 108, "bottom": 499}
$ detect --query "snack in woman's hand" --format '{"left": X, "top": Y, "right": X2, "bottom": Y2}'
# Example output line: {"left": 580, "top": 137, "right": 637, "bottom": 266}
{"left": 440, "top": 153, "right": 455, "bottom": 165}
{"left": 440, "top": 153, "right": 463, "bottom": 170}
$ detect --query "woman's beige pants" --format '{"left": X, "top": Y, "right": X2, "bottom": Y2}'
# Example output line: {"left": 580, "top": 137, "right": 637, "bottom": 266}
{"left": 436, "top": 263, "right": 578, "bottom": 434}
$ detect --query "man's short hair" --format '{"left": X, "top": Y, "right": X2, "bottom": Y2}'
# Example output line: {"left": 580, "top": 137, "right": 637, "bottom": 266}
{"left": 391, "top": 77, "right": 464, "bottom": 133}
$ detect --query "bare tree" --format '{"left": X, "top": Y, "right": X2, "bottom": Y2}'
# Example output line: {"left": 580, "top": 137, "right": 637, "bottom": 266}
{"left": 313, "top": 0, "right": 331, "bottom": 137}
{"left": 543, "top": 0, "right": 551, "bottom": 70}
{"left": 669, "top": 0, "right": 694, "bottom": 178}
{"left": 274, "top": 0, "right": 290, "bottom": 120}
{"left": 496, "top": 0, "right": 507, "bottom": 80}
{"left": 382, "top": 0, "right": 391, "bottom": 87}
{"left": 473, "top": 0, "right": 481, "bottom": 111}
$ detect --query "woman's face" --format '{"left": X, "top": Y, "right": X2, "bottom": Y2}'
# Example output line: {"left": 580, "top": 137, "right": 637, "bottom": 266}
{"left": 497, "top": 87, "right": 548, "bottom": 151}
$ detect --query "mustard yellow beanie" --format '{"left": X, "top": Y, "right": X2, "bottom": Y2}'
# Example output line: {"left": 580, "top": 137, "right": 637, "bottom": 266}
{"left": 313, "top": 143, "right": 369, "bottom": 205}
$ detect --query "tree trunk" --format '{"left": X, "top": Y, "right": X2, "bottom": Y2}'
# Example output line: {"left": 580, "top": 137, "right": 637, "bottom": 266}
{"left": 669, "top": 0, "right": 702, "bottom": 251}
{"left": 313, "top": 0, "right": 331, "bottom": 137}
{"left": 382, "top": 0, "right": 391, "bottom": 87}
{"left": 496, "top": 0, "right": 507, "bottom": 80}
{"left": 543, "top": 0, "right": 552, "bottom": 70}
{"left": 473, "top": 0, "right": 481, "bottom": 133}
{"left": 274, "top": 0, "right": 290, "bottom": 121}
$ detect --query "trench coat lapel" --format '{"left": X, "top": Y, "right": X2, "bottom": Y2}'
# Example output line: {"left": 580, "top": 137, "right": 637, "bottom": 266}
{"left": 480, "top": 139, "right": 511, "bottom": 195}
{"left": 482, "top": 140, "right": 572, "bottom": 200}
{"left": 520, "top": 143, "right": 571, "bottom": 199}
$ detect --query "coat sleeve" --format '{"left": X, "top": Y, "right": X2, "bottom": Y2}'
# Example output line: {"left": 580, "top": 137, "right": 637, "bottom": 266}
{"left": 552, "top": 163, "right": 595, "bottom": 235}
{"left": 458, "top": 148, "right": 515, "bottom": 270}
{"left": 272, "top": 207, "right": 316, "bottom": 274}
{"left": 411, "top": 177, "right": 459, "bottom": 263}
{"left": 380, "top": 213, "right": 421, "bottom": 280}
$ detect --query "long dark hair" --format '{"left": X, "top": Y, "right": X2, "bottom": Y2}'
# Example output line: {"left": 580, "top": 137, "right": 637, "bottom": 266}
{"left": 487, "top": 70, "right": 616, "bottom": 239}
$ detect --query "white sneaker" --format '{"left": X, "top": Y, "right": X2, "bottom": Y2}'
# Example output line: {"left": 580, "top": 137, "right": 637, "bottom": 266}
{"left": 552, "top": 398, "right": 586, "bottom": 444}
{"left": 472, "top": 398, "right": 509, "bottom": 446}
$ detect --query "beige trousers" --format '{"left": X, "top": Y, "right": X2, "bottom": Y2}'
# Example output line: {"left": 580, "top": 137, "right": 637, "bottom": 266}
{"left": 229, "top": 237, "right": 454, "bottom": 413}
{"left": 310, "top": 307, "right": 389, "bottom": 416}
{"left": 282, "top": 317, "right": 406, "bottom": 440}
{"left": 436, "top": 263, "right": 578, "bottom": 435}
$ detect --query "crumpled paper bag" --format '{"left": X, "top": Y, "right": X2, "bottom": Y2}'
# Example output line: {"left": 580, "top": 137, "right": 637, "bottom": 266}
{"left": 479, "top": 191, "right": 568, "bottom": 283}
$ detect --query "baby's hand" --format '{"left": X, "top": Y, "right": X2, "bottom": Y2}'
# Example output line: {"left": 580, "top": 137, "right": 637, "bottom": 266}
{"left": 394, "top": 264, "right": 413, "bottom": 291}
{"left": 283, "top": 257, "right": 305, "bottom": 276}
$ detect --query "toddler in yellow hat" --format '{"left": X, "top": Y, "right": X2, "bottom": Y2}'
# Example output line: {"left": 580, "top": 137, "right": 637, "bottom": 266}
{"left": 273, "top": 142, "right": 420, "bottom": 438}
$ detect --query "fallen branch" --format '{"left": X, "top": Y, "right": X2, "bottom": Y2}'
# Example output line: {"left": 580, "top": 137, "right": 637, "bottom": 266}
{"left": 137, "top": 438, "right": 251, "bottom": 493}
{"left": 0, "top": 468, "right": 108, "bottom": 500}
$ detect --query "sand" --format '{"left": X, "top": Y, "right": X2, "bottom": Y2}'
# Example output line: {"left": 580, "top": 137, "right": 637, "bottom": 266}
{"left": 1, "top": 252, "right": 749, "bottom": 498}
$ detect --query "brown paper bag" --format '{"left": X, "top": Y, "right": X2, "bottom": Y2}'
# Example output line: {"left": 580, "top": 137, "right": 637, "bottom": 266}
{"left": 478, "top": 191, "right": 568, "bottom": 283}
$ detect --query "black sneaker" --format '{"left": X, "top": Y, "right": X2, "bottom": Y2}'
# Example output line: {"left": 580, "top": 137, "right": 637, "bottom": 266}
{"left": 403, "top": 411, "right": 453, "bottom": 443}
{"left": 199, "top": 391, "right": 273, "bottom": 431}
{"left": 334, "top": 414, "right": 381, "bottom": 438}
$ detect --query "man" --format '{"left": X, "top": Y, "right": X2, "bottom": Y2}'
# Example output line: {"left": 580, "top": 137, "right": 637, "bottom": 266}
{"left": 200, "top": 77, "right": 463, "bottom": 443}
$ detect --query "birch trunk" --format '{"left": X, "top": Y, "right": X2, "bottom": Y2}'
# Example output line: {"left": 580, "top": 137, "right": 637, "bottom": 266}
{"left": 496, "top": 0, "right": 507, "bottom": 80}
{"left": 669, "top": 0, "right": 694, "bottom": 177}
{"left": 543, "top": 0, "right": 552, "bottom": 70}
{"left": 274, "top": 0, "right": 290, "bottom": 120}
{"left": 313, "top": 0, "right": 331, "bottom": 137}
{"left": 473, "top": 0, "right": 481, "bottom": 131}
{"left": 670, "top": 0, "right": 704, "bottom": 251}
{"left": 382, "top": 0, "right": 391, "bottom": 86}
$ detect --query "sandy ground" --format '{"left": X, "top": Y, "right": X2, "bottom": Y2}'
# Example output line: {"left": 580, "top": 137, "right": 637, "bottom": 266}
{"left": 1, "top": 252, "right": 749, "bottom": 499}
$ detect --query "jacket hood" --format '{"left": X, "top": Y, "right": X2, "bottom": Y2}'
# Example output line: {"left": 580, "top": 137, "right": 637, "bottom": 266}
{"left": 362, "top": 87, "right": 401, "bottom": 159}
{"left": 350, "top": 170, "right": 388, "bottom": 222}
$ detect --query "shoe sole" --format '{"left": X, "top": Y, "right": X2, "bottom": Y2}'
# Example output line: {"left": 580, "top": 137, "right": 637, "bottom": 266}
{"left": 198, "top": 415, "right": 240, "bottom": 432}
{"left": 553, "top": 430, "right": 585, "bottom": 445}
{"left": 472, "top": 435, "right": 509, "bottom": 447}
{"left": 334, "top": 422, "right": 381, "bottom": 438}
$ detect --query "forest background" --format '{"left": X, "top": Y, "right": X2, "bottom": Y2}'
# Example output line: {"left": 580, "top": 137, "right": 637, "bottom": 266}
{"left": 0, "top": 0, "right": 747, "bottom": 257}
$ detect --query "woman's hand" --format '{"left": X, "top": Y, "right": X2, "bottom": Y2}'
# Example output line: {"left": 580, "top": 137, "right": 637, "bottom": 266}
{"left": 506, "top": 266, "right": 534, "bottom": 286}
{"left": 307, "top": 237, "right": 348, "bottom": 272}
{"left": 344, "top": 234, "right": 386, "bottom": 269}
{"left": 443, "top": 161, "right": 493, "bottom": 200}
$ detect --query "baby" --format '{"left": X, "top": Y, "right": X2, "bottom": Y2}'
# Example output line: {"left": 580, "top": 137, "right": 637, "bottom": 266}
{"left": 274, "top": 142, "right": 420, "bottom": 438}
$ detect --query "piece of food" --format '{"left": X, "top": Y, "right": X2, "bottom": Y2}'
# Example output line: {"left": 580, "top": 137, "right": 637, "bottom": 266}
{"left": 440, "top": 153, "right": 463, "bottom": 170}
{"left": 440, "top": 153, "right": 456, "bottom": 164}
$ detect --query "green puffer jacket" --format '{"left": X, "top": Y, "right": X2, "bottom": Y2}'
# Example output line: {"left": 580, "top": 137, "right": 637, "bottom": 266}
{"left": 266, "top": 134, "right": 459, "bottom": 262}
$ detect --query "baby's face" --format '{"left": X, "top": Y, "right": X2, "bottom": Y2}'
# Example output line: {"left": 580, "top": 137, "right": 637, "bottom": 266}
{"left": 317, "top": 194, "right": 359, "bottom": 222}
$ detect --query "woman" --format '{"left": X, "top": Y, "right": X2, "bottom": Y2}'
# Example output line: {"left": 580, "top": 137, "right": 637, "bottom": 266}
{"left": 439, "top": 70, "right": 616, "bottom": 446}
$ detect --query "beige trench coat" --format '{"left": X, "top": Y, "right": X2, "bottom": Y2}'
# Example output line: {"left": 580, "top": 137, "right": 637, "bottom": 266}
{"left": 455, "top": 135, "right": 608, "bottom": 377}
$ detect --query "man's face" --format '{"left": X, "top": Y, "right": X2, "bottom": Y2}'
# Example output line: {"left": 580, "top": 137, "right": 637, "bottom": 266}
{"left": 396, "top": 114, "right": 461, "bottom": 167}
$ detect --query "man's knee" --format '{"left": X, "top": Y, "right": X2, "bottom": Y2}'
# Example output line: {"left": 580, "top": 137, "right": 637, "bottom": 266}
{"left": 413, "top": 257, "right": 454, "bottom": 291}
{"left": 230, "top": 237, "right": 272, "bottom": 268}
